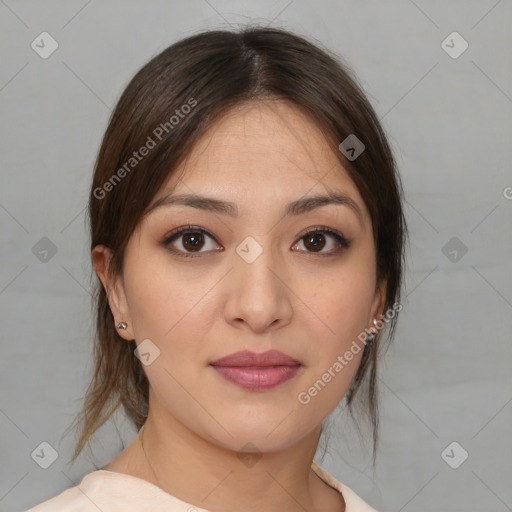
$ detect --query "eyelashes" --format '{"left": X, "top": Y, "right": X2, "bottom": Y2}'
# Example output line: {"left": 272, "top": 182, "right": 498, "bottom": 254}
{"left": 162, "top": 225, "right": 351, "bottom": 259}
{"left": 163, "top": 226, "right": 221, "bottom": 258}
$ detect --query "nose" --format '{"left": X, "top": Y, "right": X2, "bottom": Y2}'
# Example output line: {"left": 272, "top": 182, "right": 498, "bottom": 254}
{"left": 223, "top": 241, "right": 293, "bottom": 334}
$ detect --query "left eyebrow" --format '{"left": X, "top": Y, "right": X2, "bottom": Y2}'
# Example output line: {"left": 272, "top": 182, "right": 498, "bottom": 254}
{"left": 144, "top": 192, "right": 363, "bottom": 225}
{"left": 285, "top": 193, "right": 363, "bottom": 225}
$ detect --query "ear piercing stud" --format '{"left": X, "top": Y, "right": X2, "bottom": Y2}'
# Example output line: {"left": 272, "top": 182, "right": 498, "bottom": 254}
{"left": 117, "top": 322, "right": 128, "bottom": 329}
{"left": 365, "top": 319, "right": 380, "bottom": 349}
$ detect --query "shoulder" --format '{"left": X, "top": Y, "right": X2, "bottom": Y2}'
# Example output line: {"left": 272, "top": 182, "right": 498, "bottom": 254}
{"left": 25, "top": 471, "right": 104, "bottom": 511}
{"left": 311, "top": 462, "right": 379, "bottom": 512}
{"left": 24, "top": 470, "right": 198, "bottom": 512}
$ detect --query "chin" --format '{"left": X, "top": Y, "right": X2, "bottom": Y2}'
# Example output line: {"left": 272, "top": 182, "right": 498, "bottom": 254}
{"left": 201, "top": 419, "right": 312, "bottom": 455}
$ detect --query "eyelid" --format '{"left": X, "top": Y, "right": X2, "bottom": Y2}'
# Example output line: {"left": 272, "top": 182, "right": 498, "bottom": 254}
{"left": 162, "top": 225, "right": 222, "bottom": 258}
{"left": 292, "top": 225, "right": 351, "bottom": 254}
{"left": 162, "top": 224, "right": 216, "bottom": 244}
{"left": 295, "top": 225, "right": 349, "bottom": 245}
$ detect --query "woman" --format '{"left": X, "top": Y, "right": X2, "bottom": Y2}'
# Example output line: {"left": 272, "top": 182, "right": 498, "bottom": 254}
{"left": 27, "top": 26, "right": 406, "bottom": 512}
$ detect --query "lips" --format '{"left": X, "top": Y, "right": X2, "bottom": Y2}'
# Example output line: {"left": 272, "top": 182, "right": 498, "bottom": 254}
{"left": 210, "top": 350, "right": 302, "bottom": 391}
{"left": 210, "top": 349, "right": 301, "bottom": 367}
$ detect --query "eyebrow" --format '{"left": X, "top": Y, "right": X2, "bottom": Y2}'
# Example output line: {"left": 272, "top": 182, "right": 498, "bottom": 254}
{"left": 145, "top": 192, "right": 363, "bottom": 224}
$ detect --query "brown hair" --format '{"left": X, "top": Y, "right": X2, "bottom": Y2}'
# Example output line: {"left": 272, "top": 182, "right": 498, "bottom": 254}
{"left": 69, "top": 25, "right": 407, "bottom": 463}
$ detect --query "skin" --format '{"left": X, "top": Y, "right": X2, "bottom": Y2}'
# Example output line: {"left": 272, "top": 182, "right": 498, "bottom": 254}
{"left": 92, "top": 99, "right": 386, "bottom": 512}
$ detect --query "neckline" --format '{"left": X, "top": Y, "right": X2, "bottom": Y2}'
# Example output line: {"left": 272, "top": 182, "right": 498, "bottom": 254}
{"left": 89, "top": 461, "right": 347, "bottom": 510}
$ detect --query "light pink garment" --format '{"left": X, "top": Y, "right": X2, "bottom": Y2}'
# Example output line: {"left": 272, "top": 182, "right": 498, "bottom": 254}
{"left": 26, "top": 461, "right": 378, "bottom": 511}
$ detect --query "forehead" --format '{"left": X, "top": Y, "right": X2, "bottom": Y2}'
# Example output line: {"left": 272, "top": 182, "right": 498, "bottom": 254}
{"left": 159, "top": 99, "right": 366, "bottom": 215}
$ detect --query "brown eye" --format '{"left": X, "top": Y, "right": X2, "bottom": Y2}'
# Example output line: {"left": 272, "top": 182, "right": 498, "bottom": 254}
{"left": 303, "top": 232, "right": 326, "bottom": 252}
{"left": 293, "top": 227, "right": 351, "bottom": 255}
{"left": 163, "top": 226, "right": 222, "bottom": 258}
{"left": 182, "top": 232, "right": 205, "bottom": 252}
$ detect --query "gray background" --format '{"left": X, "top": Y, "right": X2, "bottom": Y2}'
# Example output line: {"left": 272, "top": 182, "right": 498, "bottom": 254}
{"left": 1, "top": 1, "right": 511, "bottom": 511}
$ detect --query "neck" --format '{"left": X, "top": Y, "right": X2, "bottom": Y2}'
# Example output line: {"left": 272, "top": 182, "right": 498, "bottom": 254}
{"left": 129, "top": 392, "right": 343, "bottom": 512}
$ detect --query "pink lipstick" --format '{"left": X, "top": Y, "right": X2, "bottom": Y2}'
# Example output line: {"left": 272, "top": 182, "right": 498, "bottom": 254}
{"left": 210, "top": 350, "right": 302, "bottom": 391}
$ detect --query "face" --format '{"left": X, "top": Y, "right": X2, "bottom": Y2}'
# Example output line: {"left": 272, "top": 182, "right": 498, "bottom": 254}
{"left": 94, "top": 100, "right": 385, "bottom": 453}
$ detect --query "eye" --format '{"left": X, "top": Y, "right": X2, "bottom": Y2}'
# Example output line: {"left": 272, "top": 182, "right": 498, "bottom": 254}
{"left": 162, "top": 224, "right": 350, "bottom": 259}
{"left": 292, "top": 227, "right": 351, "bottom": 255}
{"left": 163, "top": 225, "right": 222, "bottom": 258}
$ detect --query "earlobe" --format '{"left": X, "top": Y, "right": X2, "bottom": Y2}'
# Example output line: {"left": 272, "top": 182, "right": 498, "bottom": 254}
{"left": 369, "top": 279, "right": 387, "bottom": 333}
{"left": 91, "top": 245, "right": 134, "bottom": 340}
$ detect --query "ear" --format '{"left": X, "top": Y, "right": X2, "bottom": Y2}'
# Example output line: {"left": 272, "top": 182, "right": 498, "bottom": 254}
{"left": 368, "top": 278, "right": 387, "bottom": 334}
{"left": 91, "top": 245, "right": 134, "bottom": 341}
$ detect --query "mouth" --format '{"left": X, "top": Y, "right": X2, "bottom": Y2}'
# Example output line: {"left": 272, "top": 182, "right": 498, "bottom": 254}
{"left": 210, "top": 365, "right": 302, "bottom": 390}
{"left": 209, "top": 350, "right": 302, "bottom": 391}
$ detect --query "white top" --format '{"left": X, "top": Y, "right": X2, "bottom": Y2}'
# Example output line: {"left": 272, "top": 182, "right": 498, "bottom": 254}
{"left": 26, "top": 461, "right": 378, "bottom": 511}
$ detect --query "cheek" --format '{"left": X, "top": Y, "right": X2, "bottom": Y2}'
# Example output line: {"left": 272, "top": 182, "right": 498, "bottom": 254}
{"left": 325, "top": 276, "right": 375, "bottom": 340}
{"left": 294, "top": 278, "right": 374, "bottom": 416}
{"left": 124, "top": 271, "right": 172, "bottom": 339}
{"left": 298, "top": 250, "right": 376, "bottom": 384}
{"left": 306, "top": 256, "right": 376, "bottom": 340}
{"left": 123, "top": 250, "right": 216, "bottom": 344}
